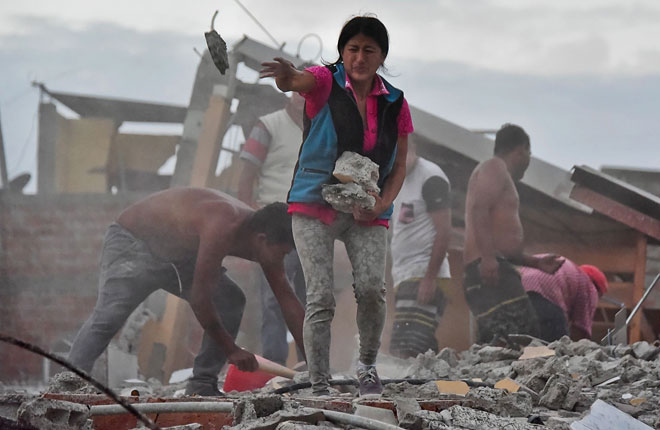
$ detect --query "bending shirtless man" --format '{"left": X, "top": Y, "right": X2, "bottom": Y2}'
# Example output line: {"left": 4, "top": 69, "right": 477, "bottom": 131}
{"left": 463, "top": 124, "right": 563, "bottom": 344}
{"left": 68, "top": 188, "right": 305, "bottom": 396}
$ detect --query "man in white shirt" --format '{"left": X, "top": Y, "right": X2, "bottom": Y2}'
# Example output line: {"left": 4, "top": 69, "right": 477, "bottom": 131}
{"left": 389, "top": 138, "right": 452, "bottom": 358}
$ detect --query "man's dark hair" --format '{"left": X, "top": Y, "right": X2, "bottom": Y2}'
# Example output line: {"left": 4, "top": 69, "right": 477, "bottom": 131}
{"left": 247, "top": 202, "right": 294, "bottom": 247}
{"left": 494, "top": 124, "right": 530, "bottom": 155}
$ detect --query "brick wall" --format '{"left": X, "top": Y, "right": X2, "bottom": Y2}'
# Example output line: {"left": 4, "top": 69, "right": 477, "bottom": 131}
{"left": 0, "top": 193, "right": 143, "bottom": 383}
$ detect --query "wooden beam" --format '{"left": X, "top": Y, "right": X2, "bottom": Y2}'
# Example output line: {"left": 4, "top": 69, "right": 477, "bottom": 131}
{"left": 189, "top": 87, "right": 231, "bottom": 187}
{"left": 570, "top": 185, "right": 660, "bottom": 241}
{"left": 629, "top": 233, "right": 648, "bottom": 343}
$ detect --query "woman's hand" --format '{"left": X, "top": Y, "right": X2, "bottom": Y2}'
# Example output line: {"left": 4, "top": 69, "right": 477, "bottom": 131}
{"left": 260, "top": 57, "right": 311, "bottom": 92}
{"left": 352, "top": 192, "right": 386, "bottom": 222}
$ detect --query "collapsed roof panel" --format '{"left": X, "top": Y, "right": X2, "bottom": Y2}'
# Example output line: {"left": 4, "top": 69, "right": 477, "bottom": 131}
{"left": 46, "top": 90, "right": 188, "bottom": 124}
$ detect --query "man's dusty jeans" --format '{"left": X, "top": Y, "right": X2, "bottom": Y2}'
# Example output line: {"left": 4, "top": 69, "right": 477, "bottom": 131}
{"left": 68, "top": 223, "right": 245, "bottom": 393}
{"left": 292, "top": 213, "right": 387, "bottom": 394}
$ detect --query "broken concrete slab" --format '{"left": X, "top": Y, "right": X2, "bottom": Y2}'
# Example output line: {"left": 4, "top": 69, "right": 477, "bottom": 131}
{"left": 436, "top": 348, "right": 459, "bottom": 367}
{"left": 131, "top": 424, "right": 202, "bottom": 430}
{"left": 475, "top": 346, "right": 521, "bottom": 363}
{"left": 233, "top": 395, "right": 284, "bottom": 424}
{"left": 275, "top": 421, "right": 333, "bottom": 430}
{"left": 438, "top": 405, "right": 539, "bottom": 429}
{"left": 405, "top": 350, "right": 451, "bottom": 379}
{"left": 394, "top": 397, "right": 422, "bottom": 430}
{"left": 46, "top": 372, "right": 99, "bottom": 394}
{"left": 17, "top": 397, "right": 91, "bottom": 430}
{"left": 354, "top": 404, "right": 398, "bottom": 426}
{"left": 466, "top": 386, "right": 532, "bottom": 417}
{"left": 630, "top": 341, "right": 659, "bottom": 361}
{"left": 539, "top": 374, "right": 575, "bottom": 410}
{"left": 228, "top": 407, "right": 325, "bottom": 430}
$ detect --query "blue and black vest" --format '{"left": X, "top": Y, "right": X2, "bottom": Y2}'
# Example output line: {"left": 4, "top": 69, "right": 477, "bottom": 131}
{"left": 287, "top": 63, "right": 404, "bottom": 220}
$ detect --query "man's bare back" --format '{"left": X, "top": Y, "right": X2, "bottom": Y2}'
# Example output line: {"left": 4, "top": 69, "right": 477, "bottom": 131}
{"left": 117, "top": 188, "right": 253, "bottom": 263}
{"left": 463, "top": 157, "right": 525, "bottom": 265}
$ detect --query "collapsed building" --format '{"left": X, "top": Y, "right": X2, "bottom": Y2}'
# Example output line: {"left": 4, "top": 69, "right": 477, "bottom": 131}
{"left": 1, "top": 35, "right": 660, "bottom": 429}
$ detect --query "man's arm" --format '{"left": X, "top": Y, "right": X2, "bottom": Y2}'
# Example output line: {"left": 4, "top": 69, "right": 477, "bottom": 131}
{"left": 237, "top": 161, "right": 260, "bottom": 207}
{"left": 418, "top": 175, "right": 452, "bottom": 304}
{"left": 418, "top": 208, "right": 451, "bottom": 304}
{"left": 189, "top": 213, "right": 258, "bottom": 371}
{"left": 237, "top": 122, "right": 272, "bottom": 208}
{"left": 262, "top": 262, "right": 306, "bottom": 360}
{"left": 509, "top": 253, "right": 565, "bottom": 274}
{"left": 354, "top": 135, "right": 408, "bottom": 222}
{"left": 468, "top": 159, "right": 507, "bottom": 286}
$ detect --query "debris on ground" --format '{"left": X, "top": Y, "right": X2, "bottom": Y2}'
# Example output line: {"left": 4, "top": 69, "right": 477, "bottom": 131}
{"left": 2, "top": 336, "right": 659, "bottom": 429}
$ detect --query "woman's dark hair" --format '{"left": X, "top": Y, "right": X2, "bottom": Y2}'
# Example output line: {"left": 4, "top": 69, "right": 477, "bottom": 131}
{"left": 332, "top": 15, "right": 389, "bottom": 65}
{"left": 247, "top": 202, "right": 295, "bottom": 247}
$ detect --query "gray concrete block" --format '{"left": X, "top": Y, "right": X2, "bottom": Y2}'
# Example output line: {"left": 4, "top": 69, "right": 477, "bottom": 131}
{"left": 17, "top": 398, "right": 91, "bottom": 430}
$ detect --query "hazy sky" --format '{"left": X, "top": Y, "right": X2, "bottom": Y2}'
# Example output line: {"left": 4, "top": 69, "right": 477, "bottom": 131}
{"left": 1, "top": 0, "right": 659, "bottom": 190}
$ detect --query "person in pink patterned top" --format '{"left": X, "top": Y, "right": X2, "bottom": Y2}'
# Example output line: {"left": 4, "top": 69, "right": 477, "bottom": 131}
{"left": 520, "top": 255, "right": 606, "bottom": 341}
{"left": 261, "top": 15, "right": 413, "bottom": 396}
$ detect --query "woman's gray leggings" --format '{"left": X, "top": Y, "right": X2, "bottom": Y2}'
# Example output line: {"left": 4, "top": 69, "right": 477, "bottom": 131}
{"left": 292, "top": 213, "right": 387, "bottom": 394}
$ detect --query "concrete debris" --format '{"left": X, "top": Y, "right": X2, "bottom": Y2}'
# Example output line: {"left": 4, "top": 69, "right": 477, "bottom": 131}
{"left": 394, "top": 397, "right": 423, "bottom": 430}
{"left": 17, "top": 397, "right": 91, "bottom": 430}
{"left": 45, "top": 371, "right": 99, "bottom": 394}
{"left": 332, "top": 151, "right": 380, "bottom": 192}
{"left": 275, "top": 421, "right": 337, "bottom": 430}
{"left": 7, "top": 336, "right": 660, "bottom": 429}
{"left": 436, "top": 348, "right": 459, "bottom": 368}
{"left": 465, "top": 386, "right": 533, "bottom": 417}
{"left": 233, "top": 394, "right": 284, "bottom": 424}
{"left": 322, "top": 182, "right": 375, "bottom": 212}
{"left": 131, "top": 425, "right": 202, "bottom": 430}
{"left": 354, "top": 404, "right": 398, "bottom": 426}
{"left": 322, "top": 152, "right": 380, "bottom": 212}
{"left": 229, "top": 406, "right": 325, "bottom": 430}
{"left": 416, "top": 405, "right": 538, "bottom": 430}
{"left": 405, "top": 350, "right": 451, "bottom": 379}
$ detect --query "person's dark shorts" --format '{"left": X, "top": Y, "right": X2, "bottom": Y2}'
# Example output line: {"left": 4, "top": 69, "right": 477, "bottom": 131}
{"left": 463, "top": 257, "right": 540, "bottom": 343}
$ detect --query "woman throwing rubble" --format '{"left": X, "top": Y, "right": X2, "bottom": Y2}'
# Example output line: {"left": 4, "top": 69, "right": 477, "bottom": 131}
{"left": 261, "top": 15, "right": 412, "bottom": 396}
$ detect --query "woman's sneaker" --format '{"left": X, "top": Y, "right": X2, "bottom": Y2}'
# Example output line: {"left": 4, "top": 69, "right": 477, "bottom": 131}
{"left": 356, "top": 365, "right": 383, "bottom": 397}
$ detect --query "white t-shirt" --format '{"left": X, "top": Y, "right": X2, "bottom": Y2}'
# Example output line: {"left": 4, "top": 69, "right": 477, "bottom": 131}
{"left": 391, "top": 157, "right": 451, "bottom": 286}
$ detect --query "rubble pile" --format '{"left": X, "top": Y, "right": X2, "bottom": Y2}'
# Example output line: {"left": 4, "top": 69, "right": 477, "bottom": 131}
{"left": 3, "top": 337, "right": 659, "bottom": 429}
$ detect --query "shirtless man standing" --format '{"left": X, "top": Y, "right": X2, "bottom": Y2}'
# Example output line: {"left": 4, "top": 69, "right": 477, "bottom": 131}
{"left": 463, "top": 124, "right": 563, "bottom": 344}
{"left": 68, "top": 188, "right": 305, "bottom": 396}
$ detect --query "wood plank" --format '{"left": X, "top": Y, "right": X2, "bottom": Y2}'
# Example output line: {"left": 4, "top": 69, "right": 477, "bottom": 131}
{"left": 189, "top": 89, "right": 231, "bottom": 187}
{"left": 570, "top": 185, "right": 660, "bottom": 241}
{"left": 629, "top": 234, "right": 648, "bottom": 343}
